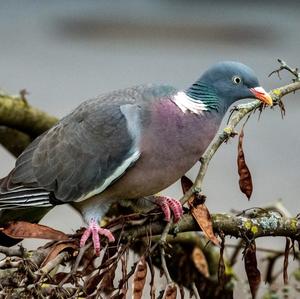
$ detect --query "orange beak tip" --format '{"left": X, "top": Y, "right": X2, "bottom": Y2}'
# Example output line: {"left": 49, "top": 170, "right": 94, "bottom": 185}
{"left": 250, "top": 87, "right": 273, "bottom": 106}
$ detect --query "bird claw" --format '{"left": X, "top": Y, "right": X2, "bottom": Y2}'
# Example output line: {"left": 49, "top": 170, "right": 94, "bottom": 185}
{"left": 80, "top": 219, "right": 115, "bottom": 256}
{"left": 153, "top": 196, "right": 183, "bottom": 223}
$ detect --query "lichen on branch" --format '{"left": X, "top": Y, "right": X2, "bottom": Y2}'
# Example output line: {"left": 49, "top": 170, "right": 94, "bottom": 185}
{"left": 0, "top": 90, "right": 58, "bottom": 139}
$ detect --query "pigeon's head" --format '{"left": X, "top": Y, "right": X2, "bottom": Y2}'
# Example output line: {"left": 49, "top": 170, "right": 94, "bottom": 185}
{"left": 187, "top": 61, "right": 272, "bottom": 111}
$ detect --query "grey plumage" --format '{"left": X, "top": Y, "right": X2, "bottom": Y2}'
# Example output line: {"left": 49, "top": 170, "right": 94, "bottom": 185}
{"left": 0, "top": 61, "right": 272, "bottom": 248}
{"left": 1, "top": 84, "right": 175, "bottom": 206}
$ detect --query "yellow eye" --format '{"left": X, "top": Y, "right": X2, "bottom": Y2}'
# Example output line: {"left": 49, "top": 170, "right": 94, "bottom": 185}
{"left": 232, "top": 76, "right": 242, "bottom": 85}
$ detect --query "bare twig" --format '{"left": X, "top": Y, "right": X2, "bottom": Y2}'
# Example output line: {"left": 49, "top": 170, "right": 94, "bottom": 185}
{"left": 269, "top": 59, "right": 300, "bottom": 81}
{"left": 160, "top": 246, "right": 172, "bottom": 284}
{"left": 0, "top": 245, "right": 26, "bottom": 257}
{"left": 38, "top": 251, "right": 69, "bottom": 275}
{"left": 192, "top": 282, "right": 201, "bottom": 299}
{"left": 58, "top": 242, "right": 92, "bottom": 287}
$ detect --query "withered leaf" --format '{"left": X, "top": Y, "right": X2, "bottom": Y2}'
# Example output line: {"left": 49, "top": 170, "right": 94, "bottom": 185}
{"left": 162, "top": 283, "right": 177, "bottom": 299}
{"left": 192, "top": 247, "right": 209, "bottom": 278}
{"left": 283, "top": 238, "right": 290, "bottom": 284}
{"left": 2, "top": 221, "right": 69, "bottom": 240}
{"left": 189, "top": 201, "right": 219, "bottom": 246}
{"left": 181, "top": 175, "right": 193, "bottom": 194}
{"left": 237, "top": 128, "right": 253, "bottom": 199}
{"left": 181, "top": 176, "right": 220, "bottom": 246}
{"left": 41, "top": 242, "right": 77, "bottom": 267}
{"left": 100, "top": 262, "right": 118, "bottom": 293}
{"left": 244, "top": 242, "right": 261, "bottom": 299}
{"left": 132, "top": 256, "right": 147, "bottom": 299}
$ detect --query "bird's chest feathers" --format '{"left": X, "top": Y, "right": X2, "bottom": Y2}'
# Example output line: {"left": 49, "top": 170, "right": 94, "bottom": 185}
{"left": 143, "top": 99, "right": 220, "bottom": 163}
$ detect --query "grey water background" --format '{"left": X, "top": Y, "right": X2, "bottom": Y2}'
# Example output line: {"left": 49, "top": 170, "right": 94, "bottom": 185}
{"left": 0, "top": 1, "right": 300, "bottom": 297}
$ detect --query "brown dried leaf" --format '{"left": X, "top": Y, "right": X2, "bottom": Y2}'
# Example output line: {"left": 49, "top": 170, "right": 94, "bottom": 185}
{"left": 2, "top": 221, "right": 69, "bottom": 240}
{"left": 283, "top": 238, "right": 290, "bottom": 284}
{"left": 189, "top": 202, "right": 219, "bottom": 246}
{"left": 237, "top": 128, "right": 253, "bottom": 200}
{"left": 41, "top": 242, "right": 77, "bottom": 267}
{"left": 181, "top": 176, "right": 219, "bottom": 246}
{"left": 162, "top": 283, "right": 177, "bottom": 299}
{"left": 132, "top": 256, "right": 147, "bottom": 299}
{"left": 100, "top": 262, "right": 118, "bottom": 293}
{"left": 192, "top": 247, "right": 209, "bottom": 278}
{"left": 181, "top": 175, "right": 193, "bottom": 194}
{"left": 244, "top": 242, "right": 261, "bottom": 299}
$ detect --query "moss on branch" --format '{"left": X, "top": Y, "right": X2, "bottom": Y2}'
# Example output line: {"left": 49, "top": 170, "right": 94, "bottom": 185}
{"left": 0, "top": 126, "right": 31, "bottom": 156}
{"left": 0, "top": 91, "right": 58, "bottom": 138}
{"left": 123, "top": 212, "right": 300, "bottom": 242}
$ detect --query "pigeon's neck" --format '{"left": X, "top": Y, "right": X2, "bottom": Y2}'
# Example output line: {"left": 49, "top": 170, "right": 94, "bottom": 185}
{"left": 172, "top": 91, "right": 208, "bottom": 114}
{"left": 185, "top": 81, "right": 221, "bottom": 113}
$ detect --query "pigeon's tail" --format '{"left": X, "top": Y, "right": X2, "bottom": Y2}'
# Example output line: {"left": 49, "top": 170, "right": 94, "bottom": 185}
{"left": 0, "top": 187, "right": 52, "bottom": 208}
{"left": 0, "top": 175, "right": 52, "bottom": 247}
{"left": 0, "top": 174, "right": 52, "bottom": 209}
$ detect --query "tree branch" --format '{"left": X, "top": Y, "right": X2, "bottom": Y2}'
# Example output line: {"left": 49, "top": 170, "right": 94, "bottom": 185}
{"left": 0, "top": 126, "right": 31, "bottom": 156}
{"left": 180, "top": 80, "right": 300, "bottom": 205}
{"left": 0, "top": 90, "right": 58, "bottom": 139}
{"left": 119, "top": 211, "right": 300, "bottom": 243}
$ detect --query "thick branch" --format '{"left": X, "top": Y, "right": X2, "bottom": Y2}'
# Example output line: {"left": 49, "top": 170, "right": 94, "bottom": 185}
{"left": 0, "top": 126, "right": 31, "bottom": 157}
{"left": 122, "top": 212, "right": 300, "bottom": 242}
{"left": 0, "top": 91, "right": 58, "bottom": 138}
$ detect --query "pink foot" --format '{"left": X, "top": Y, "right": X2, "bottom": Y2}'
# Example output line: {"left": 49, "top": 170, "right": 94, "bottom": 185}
{"left": 80, "top": 219, "right": 115, "bottom": 256}
{"left": 153, "top": 196, "right": 183, "bottom": 223}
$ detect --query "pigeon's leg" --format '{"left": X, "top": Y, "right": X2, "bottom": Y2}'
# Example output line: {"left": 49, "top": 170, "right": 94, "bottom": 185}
{"left": 80, "top": 219, "right": 115, "bottom": 256}
{"left": 152, "top": 196, "right": 183, "bottom": 223}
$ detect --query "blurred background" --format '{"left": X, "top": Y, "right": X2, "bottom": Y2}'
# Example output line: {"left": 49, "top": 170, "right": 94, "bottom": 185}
{"left": 0, "top": 1, "right": 300, "bottom": 297}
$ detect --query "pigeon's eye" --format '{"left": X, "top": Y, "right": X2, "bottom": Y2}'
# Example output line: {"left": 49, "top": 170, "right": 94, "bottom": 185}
{"left": 232, "top": 76, "right": 242, "bottom": 85}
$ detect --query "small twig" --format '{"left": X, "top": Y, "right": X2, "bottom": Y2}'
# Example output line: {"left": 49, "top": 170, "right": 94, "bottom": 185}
{"left": 59, "top": 242, "right": 92, "bottom": 287}
{"left": 269, "top": 59, "right": 300, "bottom": 81}
{"left": 228, "top": 239, "right": 244, "bottom": 266}
{"left": 0, "top": 258, "right": 22, "bottom": 269}
{"left": 157, "top": 220, "right": 174, "bottom": 286}
{"left": 38, "top": 251, "right": 69, "bottom": 275}
{"left": 160, "top": 246, "right": 172, "bottom": 284}
{"left": 160, "top": 221, "right": 173, "bottom": 245}
{"left": 192, "top": 282, "right": 201, "bottom": 299}
{"left": 226, "top": 243, "right": 299, "bottom": 257}
{"left": 0, "top": 245, "right": 26, "bottom": 257}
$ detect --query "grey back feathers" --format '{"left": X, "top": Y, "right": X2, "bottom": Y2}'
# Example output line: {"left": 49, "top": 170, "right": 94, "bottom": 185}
{"left": 0, "top": 85, "right": 175, "bottom": 208}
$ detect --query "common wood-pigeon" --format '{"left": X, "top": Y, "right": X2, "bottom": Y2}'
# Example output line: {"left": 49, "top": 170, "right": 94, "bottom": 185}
{"left": 0, "top": 61, "right": 272, "bottom": 254}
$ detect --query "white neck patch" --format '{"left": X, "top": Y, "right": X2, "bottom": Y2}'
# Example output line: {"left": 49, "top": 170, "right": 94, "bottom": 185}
{"left": 173, "top": 91, "right": 208, "bottom": 114}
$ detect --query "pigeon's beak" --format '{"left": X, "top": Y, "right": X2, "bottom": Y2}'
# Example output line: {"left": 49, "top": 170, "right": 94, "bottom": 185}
{"left": 249, "top": 87, "right": 273, "bottom": 106}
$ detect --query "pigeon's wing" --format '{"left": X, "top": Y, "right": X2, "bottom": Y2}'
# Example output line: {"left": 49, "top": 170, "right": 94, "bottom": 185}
{"left": 0, "top": 93, "right": 144, "bottom": 208}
